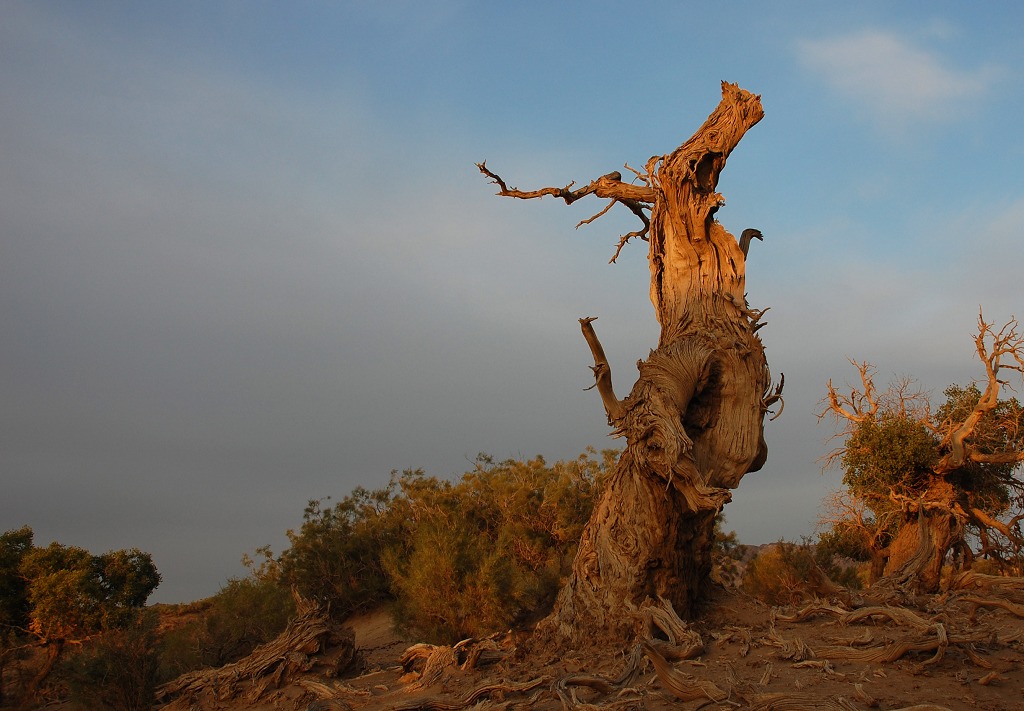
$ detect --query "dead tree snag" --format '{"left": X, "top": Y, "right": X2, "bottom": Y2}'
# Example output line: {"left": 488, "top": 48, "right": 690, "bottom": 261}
{"left": 821, "top": 314, "right": 1024, "bottom": 593}
{"left": 480, "top": 82, "right": 780, "bottom": 640}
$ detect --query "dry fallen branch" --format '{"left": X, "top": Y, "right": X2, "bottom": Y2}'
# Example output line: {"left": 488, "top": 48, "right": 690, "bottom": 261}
{"left": 762, "top": 624, "right": 812, "bottom": 661}
{"left": 550, "top": 598, "right": 717, "bottom": 709}
{"left": 156, "top": 600, "right": 354, "bottom": 708}
{"left": 387, "top": 677, "right": 550, "bottom": 711}
{"left": 398, "top": 637, "right": 508, "bottom": 691}
{"left": 771, "top": 603, "right": 851, "bottom": 625}
{"left": 949, "top": 570, "right": 1024, "bottom": 600}
{"left": 640, "top": 640, "right": 728, "bottom": 704}
{"left": 958, "top": 594, "right": 1024, "bottom": 619}
{"left": 297, "top": 677, "right": 371, "bottom": 705}
{"left": 814, "top": 625, "right": 993, "bottom": 667}
{"left": 773, "top": 598, "right": 1005, "bottom": 670}
{"left": 740, "top": 691, "right": 860, "bottom": 710}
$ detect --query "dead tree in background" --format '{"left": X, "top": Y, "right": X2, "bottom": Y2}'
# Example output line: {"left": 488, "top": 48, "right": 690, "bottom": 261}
{"left": 479, "top": 82, "right": 781, "bottom": 639}
{"left": 822, "top": 314, "right": 1024, "bottom": 592}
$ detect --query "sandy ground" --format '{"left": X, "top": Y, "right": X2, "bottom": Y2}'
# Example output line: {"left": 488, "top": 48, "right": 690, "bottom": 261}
{"left": 207, "top": 585, "right": 1024, "bottom": 711}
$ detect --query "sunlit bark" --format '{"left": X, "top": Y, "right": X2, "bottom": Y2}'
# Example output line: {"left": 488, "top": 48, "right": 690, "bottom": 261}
{"left": 481, "top": 83, "right": 780, "bottom": 638}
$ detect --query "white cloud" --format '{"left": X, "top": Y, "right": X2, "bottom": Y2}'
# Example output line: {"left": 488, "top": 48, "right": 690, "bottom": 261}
{"left": 796, "top": 29, "right": 999, "bottom": 128}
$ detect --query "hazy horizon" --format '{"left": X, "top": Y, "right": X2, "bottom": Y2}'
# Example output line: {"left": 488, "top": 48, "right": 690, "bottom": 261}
{"left": 3, "top": 2, "right": 1022, "bottom": 603}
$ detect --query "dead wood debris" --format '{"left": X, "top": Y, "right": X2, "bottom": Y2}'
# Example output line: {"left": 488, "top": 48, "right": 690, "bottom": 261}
{"left": 397, "top": 635, "right": 510, "bottom": 690}
{"left": 156, "top": 598, "right": 356, "bottom": 709}
{"left": 949, "top": 571, "right": 1024, "bottom": 599}
{"left": 388, "top": 677, "right": 550, "bottom": 711}
{"left": 771, "top": 600, "right": 1002, "bottom": 667}
{"left": 163, "top": 584, "right": 1023, "bottom": 710}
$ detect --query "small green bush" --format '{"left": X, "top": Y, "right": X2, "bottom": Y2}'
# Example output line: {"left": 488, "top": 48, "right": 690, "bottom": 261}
{"left": 279, "top": 480, "right": 409, "bottom": 619}
{"left": 383, "top": 451, "right": 610, "bottom": 643}
{"left": 158, "top": 575, "right": 294, "bottom": 679}
{"left": 61, "top": 611, "right": 160, "bottom": 711}
{"left": 742, "top": 541, "right": 839, "bottom": 605}
{"left": 272, "top": 448, "right": 614, "bottom": 643}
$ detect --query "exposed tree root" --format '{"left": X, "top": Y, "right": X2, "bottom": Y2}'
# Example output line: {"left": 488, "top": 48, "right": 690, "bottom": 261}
{"left": 738, "top": 692, "right": 860, "bottom": 710}
{"left": 773, "top": 603, "right": 934, "bottom": 631}
{"left": 639, "top": 640, "right": 727, "bottom": 703}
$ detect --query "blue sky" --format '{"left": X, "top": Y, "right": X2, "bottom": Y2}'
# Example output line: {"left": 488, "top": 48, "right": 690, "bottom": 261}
{"left": 2, "top": 1, "right": 1022, "bottom": 603}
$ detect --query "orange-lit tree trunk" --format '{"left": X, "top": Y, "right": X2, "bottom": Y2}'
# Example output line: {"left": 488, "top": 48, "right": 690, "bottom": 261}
{"left": 480, "top": 83, "right": 780, "bottom": 640}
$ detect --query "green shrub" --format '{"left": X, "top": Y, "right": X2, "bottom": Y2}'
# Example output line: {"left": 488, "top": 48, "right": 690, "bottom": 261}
{"left": 272, "top": 448, "right": 614, "bottom": 643}
{"left": 742, "top": 541, "right": 839, "bottom": 605}
{"left": 279, "top": 480, "right": 409, "bottom": 619}
{"left": 60, "top": 611, "right": 160, "bottom": 711}
{"left": 382, "top": 451, "right": 609, "bottom": 642}
{"left": 158, "top": 575, "right": 294, "bottom": 679}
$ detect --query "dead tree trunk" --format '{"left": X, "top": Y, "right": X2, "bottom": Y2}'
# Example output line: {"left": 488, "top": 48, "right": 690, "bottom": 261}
{"left": 480, "top": 83, "right": 780, "bottom": 640}
{"left": 881, "top": 492, "right": 964, "bottom": 593}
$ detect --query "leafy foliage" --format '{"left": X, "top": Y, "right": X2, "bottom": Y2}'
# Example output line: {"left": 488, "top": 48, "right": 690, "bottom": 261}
{"left": 60, "top": 610, "right": 161, "bottom": 711}
{"left": 0, "top": 526, "right": 34, "bottom": 704}
{"left": 841, "top": 413, "right": 939, "bottom": 500}
{"left": 276, "top": 449, "right": 614, "bottom": 642}
{"left": 158, "top": 574, "right": 295, "bottom": 678}
{"left": 742, "top": 542, "right": 817, "bottom": 605}
{"left": 279, "top": 480, "right": 405, "bottom": 619}
{"left": 822, "top": 359, "right": 1024, "bottom": 583}
{"left": 383, "top": 452, "right": 609, "bottom": 642}
{"left": 0, "top": 527, "right": 161, "bottom": 704}
{"left": 20, "top": 542, "right": 160, "bottom": 644}
{"left": 741, "top": 541, "right": 849, "bottom": 605}
{"left": 935, "top": 383, "right": 1022, "bottom": 511}
{"left": 816, "top": 521, "right": 873, "bottom": 564}
{"left": 0, "top": 526, "right": 33, "bottom": 633}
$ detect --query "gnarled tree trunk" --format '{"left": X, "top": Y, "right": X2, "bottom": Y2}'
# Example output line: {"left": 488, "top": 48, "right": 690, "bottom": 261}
{"left": 882, "top": 505, "right": 963, "bottom": 594}
{"left": 481, "top": 83, "right": 779, "bottom": 640}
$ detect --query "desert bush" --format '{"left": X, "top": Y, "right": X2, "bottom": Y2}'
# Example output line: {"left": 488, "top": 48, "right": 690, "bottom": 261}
{"left": 742, "top": 541, "right": 842, "bottom": 605}
{"left": 279, "top": 478, "right": 409, "bottom": 619}
{"left": 0, "top": 527, "right": 160, "bottom": 705}
{"left": 60, "top": 611, "right": 160, "bottom": 711}
{"left": 383, "top": 451, "right": 611, "bottom": 642}
{"left": 158, "top": 574, "right": 294, "bottom": 678}
{"left": 970, "top": 557, "right": 1004, "bottom": 576}
{"left": 814, "top": 532, "right": 867, "bottom": 590}
{"left": 711, "top": 515, "right": 743, "bottom": 586}
{"left": 272, "top": 449, "right": 613, "bottom": 643}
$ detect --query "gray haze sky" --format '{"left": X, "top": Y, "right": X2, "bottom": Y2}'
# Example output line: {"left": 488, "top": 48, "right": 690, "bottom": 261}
{"left": 2, "top": 2, "right": 1022, "bottom": 602}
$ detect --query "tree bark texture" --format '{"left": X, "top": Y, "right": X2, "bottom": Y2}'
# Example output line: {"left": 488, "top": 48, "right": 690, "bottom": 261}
{"left": 555, "top": 85, "right": 772, "bottom": 639}
{"left": 483, "top": 83, "right": 778, "bottom": 640}
{"left": 882, "top": 509, "right": 963, "bottom": 593}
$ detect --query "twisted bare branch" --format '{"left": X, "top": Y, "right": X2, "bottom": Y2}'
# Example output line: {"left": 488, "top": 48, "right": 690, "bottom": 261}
{"left": 936, "top": 313, "right": 1024, "bottom": 474}
{"left": 579, "top": 317, "right": 625, "bottom": 424}
{"left": 477, "top": 161, "right": 655, "bottom": 262}
{"left": 820, "top": 359, "right": 880, "bottom": 425}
